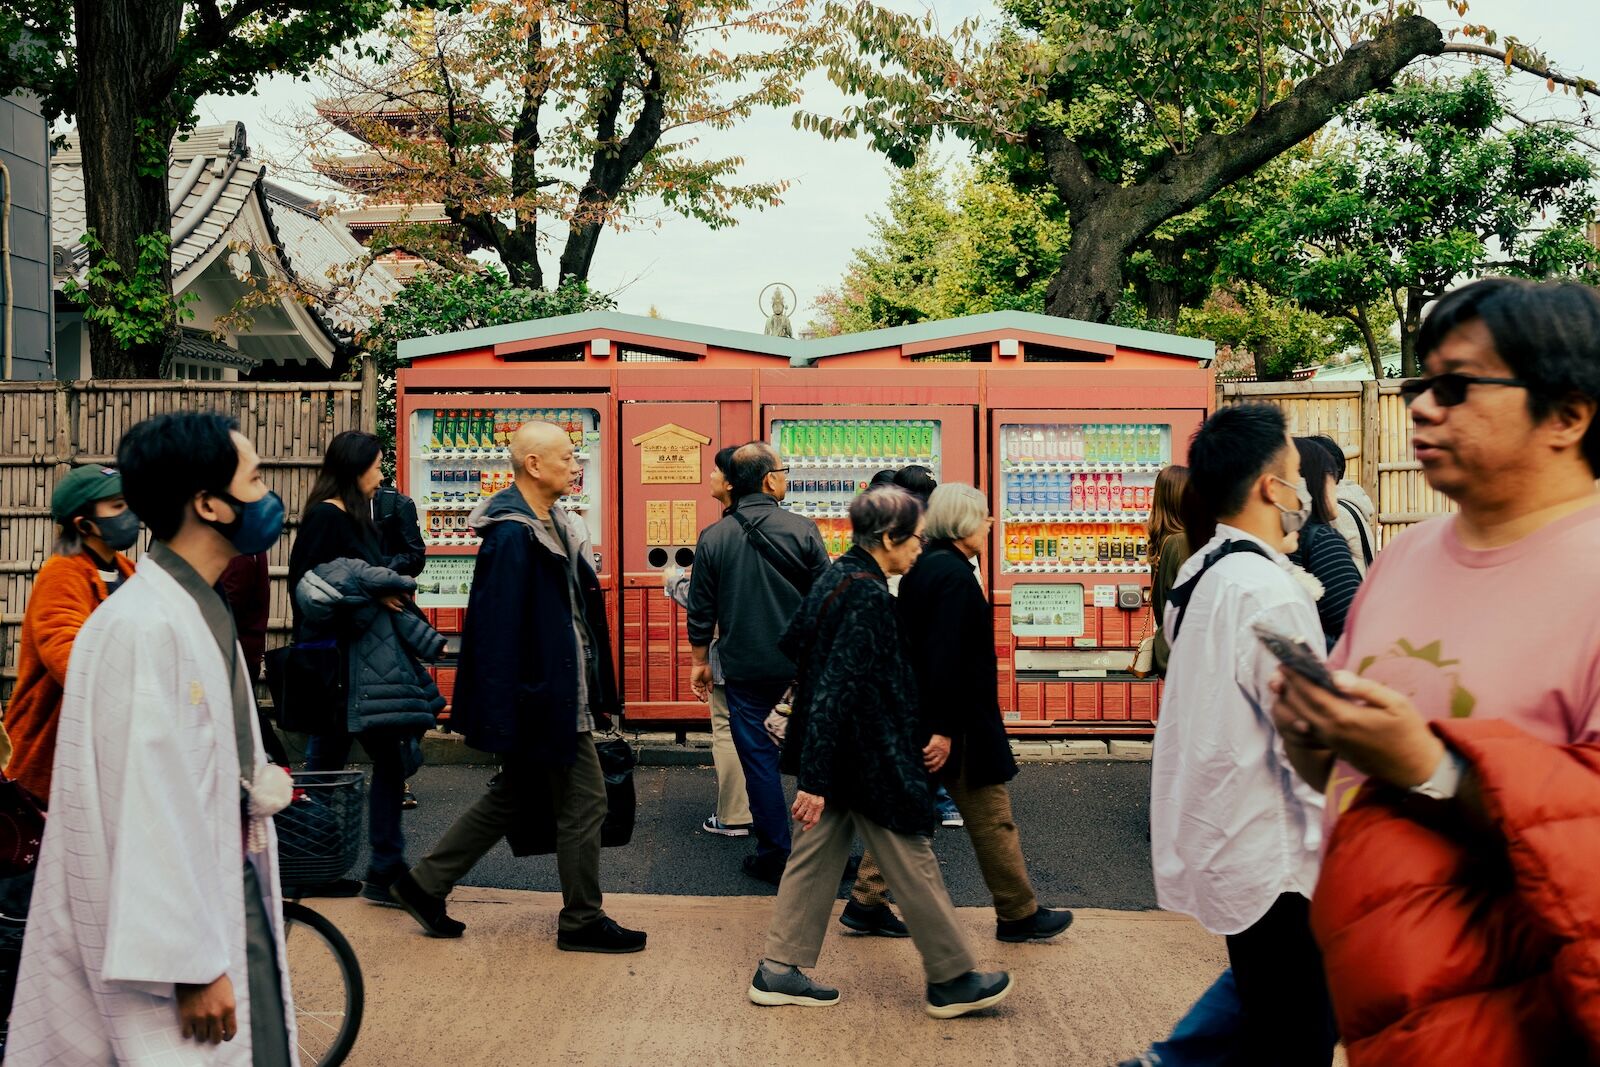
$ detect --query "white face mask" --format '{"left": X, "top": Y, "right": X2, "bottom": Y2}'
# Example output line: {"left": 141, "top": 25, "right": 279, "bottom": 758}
{"left": 1269, "top": 476, "right": 1311, "bottom": 536}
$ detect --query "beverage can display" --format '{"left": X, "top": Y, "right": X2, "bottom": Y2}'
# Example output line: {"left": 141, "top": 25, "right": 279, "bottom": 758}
{"left": 839, "top": 422, "right": 857, "bottom": 457}
{"left": 867, "top": 422, "right": 883, "bottom": 457}
{"left": 915, "top": 421, "right": 933, "bottom": 458}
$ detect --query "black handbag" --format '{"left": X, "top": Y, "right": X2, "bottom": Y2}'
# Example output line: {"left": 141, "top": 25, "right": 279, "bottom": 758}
{"left": 505, "top": 735, "right": 638, "bottom": 856}
{"left": 0, "top": 779, "right": 44, "bottom": 879}
{"left": 264, "top": 639, "right": 347, "bottom": 735}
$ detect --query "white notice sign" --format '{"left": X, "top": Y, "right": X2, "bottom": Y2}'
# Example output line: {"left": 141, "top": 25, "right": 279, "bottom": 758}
{"left": 1010, "top": 584, "right": 1086, "bottom": 638}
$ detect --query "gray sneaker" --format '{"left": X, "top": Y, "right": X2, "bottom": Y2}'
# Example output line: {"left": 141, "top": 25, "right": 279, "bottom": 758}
{"left": 925, "top": 970, "right": 1013, "bottom": 1018}
{"left": 747, "top": 962, "right": 840, "bottom": 1008}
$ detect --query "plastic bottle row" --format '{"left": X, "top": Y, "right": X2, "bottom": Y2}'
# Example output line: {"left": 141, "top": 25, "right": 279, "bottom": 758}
{"left": 425, "top": 408, "right": 594, "bottom": 453}
{"left": 422, "top": 465, "right": 587, "bottom": 505}
{"left": 1003, "top": 523, "right": 1149, "bottom": 569}
{"left": 1003, "top": 424, "right": 1165, "bottom": 466}
{"left": 776, "top": 420, "right": 938, "bottom": 462}
{"left": 1005, "top": 471, "right": 1151, "bottom": 514}
{"left": 813, "top": 516, "right": 856, "bottom": 558}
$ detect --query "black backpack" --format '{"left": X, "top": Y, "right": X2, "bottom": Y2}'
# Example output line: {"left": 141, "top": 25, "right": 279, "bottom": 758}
{"left": 1164, "top": 539, "right": 1273, "bottom": 642}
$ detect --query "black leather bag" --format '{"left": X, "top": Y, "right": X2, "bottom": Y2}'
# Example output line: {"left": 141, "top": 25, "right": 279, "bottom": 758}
{"left": 505, "top": 736, "right": 637, "bottom": 856}
{"left": 264, "top": 640, "right": 347, "bottom": 735}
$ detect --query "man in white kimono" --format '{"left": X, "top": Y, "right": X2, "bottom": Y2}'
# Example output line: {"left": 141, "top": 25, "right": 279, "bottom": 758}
{"left": 8, "top": 412, "right": 296, "bottom": 1066}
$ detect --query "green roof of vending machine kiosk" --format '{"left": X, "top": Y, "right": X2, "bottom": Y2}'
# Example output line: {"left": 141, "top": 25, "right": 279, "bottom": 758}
{"left": 396, "top": 309, "right": 1215, "bottom": 368}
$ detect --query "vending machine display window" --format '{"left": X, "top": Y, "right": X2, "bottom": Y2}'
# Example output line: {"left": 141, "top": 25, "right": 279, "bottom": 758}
{"left": 997, "top": 422, "right": 1170, "bottom": 575}
{"left": 771, "top": 417, "right": 943, "bottom": 558}
{"left": 408, "top": 405, "right": 604, "bottom": 551}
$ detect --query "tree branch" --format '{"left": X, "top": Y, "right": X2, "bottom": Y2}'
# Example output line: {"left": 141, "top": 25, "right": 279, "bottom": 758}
{"left": 1442, "top": 43, "right": 1600, "bottom": 98}
{"left": 1129, "top": 14, "right": 1445, "bottom": 230}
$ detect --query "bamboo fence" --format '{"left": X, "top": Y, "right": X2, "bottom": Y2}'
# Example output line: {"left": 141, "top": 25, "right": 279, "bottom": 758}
{"left": 1, "top": 375, "right": 376, "bottom": 701}
{"left": 1218, "top": 379, "right": 1456, "bottom": 548}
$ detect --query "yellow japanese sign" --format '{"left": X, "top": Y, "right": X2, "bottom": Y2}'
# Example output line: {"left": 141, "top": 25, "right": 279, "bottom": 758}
{"left": 631, "top": 423, "right": 712, "bottom": 484}
{"left": 645, "top": 500, "right": 671, "bottom": 546}
{"left": 672, "top": 500, "right": 698, "bottom": 545}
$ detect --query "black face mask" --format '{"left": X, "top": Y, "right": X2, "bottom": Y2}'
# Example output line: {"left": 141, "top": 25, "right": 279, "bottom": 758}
{"left": 79, "top": 510, "right": 141, "bottom": 552}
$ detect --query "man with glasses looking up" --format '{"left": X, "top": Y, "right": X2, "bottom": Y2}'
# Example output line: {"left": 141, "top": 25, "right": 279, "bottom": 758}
{"left": 688, "top": 442, "right": 832, "bottom": 886}
{"left": 1270, "top": 278, "right": 1600, "bottom": 1063}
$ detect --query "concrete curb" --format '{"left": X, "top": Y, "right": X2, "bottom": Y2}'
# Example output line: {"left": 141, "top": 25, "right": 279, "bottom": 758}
{"left": 284, "top": 729, "right": 1155, "bottom": 768}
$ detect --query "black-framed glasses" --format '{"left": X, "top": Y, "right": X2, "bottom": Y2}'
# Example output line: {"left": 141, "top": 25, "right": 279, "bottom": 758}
{"left": 1400, "top": 372, "right": 1526, "bottom": 407}
{"left": 915, "top": 534, "right": 929, "bottom": 546}
{"left": 770, "top": 466, "right": 789, "bottom": 475}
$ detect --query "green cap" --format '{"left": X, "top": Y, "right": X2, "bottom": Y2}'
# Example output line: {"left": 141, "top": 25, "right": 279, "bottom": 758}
{"left": 51, "top": 465, "right": 123, "bottom": 523}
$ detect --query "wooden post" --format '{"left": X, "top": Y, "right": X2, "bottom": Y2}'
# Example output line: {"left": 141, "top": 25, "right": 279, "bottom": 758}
{"left": 1360, "top": 379, "right": 1380, "bottom": 505}
{"left": 359, "top": 354, "right": 378, "bottom": 433}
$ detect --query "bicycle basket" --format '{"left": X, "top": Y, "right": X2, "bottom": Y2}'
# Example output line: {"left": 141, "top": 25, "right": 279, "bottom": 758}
{"left": 276, "top": 770, "right": 365, "bottom": 887}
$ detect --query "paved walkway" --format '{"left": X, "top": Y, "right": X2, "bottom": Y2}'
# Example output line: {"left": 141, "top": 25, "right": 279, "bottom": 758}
{"left": 304, "top": 889, "right": 1231, "bottom": 1066}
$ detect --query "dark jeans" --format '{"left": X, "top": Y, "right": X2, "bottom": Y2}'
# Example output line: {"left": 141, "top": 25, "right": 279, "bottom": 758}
{"left": 307, "top": 731, "right": 407, "bottom": 880}
{"left": 724, "top": 680, "right": 792, "bottom": 862}
{"left": 1224, "top": 893, "right": 1337, "bottom": 1067}
{"left": 1149, "top": 968, "right": 1245, "bottom": 1067}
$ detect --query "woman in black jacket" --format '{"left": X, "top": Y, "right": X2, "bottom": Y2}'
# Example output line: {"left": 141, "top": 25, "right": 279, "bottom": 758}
{"left": 288, "top": 430, "right": 422, "bottom": 902}
{"left": 749, "top": 488, "right": 1013, "bottom": 1019}
{"left": 899, "top": 483, "right": 1074, "bottom": 943}
{"left": 1288, "top": 437, "right": 1364, "bottom": 648}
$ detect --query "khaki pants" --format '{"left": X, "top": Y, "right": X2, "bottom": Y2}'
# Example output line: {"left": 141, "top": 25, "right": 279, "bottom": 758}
{"left": 764, "top": 808, "right": 974, "bottom": 984}
{"left": 947, "top": 772, "right": 1038, "bottom": 922}
{"left": 413, "top": 733, "right": 607, "bottom": 934}
{"left": 709, "top": 685, "right": 751, "bottom": 826}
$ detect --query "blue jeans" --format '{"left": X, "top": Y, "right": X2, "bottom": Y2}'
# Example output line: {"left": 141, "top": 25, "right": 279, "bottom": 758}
{"left": 1148, "top": 969, "right": 1243, "bottom": 1067}
{"left": 724, "top": 680, "right": 793, "bottom": 862}
{"left": 307, "top": 731, "right": 407, "bottom": 881}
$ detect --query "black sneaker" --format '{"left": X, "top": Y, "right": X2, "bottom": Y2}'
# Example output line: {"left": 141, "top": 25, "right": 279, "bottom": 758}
{"left": 996, "top": 907, "right": 1075, "bottom": 943}
{"left": 838, "top": 900, "right": 910, "bottom": 938}
{"left": 742, "top": 854, "right": 787, "bottom": 887}
{"left": 558, "top": 916, "right": 647, "bottom": 954}
{"left": 402, "top": 786, "right": 419, "bottom": 811}
{"left": 388, "top": 871, "right": 465, "bottom": 938}
{"left": 361, "top": 869, "right": 404, "bottom": 908}
{"left": 925, "top": 970, "right": 1014, "bottom": 1019}
{"left": 748, "top": 962, "right": 840, "bottom": 1007}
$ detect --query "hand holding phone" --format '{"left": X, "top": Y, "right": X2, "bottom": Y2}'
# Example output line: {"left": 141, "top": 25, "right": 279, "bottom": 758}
{"left": 1252, "top": 623, "right": 1340, "bottom": 692}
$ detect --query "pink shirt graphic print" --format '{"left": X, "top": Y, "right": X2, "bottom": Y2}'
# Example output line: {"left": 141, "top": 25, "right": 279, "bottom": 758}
{"left": 1325, "top": 501, "right": 1600, "bottom": 820}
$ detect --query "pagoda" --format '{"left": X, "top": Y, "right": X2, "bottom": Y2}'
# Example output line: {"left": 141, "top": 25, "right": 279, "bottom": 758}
{"left": 312, "top": 11, "right": 477, "bottom": 280}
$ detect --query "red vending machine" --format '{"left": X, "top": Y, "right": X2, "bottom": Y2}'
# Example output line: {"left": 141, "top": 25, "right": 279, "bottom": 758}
{"left": 987, "top": 371, "right": 1211, "bottom": 733}
{"left": 760, "top": 368, "right": 982, "bottom": 551}
{"left": 396, "top": 377, "right": 618, "bottom": 722}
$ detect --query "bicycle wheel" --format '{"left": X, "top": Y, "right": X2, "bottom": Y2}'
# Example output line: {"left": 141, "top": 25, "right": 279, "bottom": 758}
{"left": 282, "top": 901, "right": 365, "bottom": 1067}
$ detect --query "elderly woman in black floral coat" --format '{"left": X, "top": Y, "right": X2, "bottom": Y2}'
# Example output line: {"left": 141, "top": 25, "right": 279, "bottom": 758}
{"left": 745, "top": 487, "right": 1014, "bottom": 1019}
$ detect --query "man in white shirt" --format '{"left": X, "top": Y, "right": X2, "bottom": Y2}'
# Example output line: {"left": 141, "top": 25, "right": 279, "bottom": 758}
{"left": 1148, "top": 403, "right": 1336, "bottom": 1067}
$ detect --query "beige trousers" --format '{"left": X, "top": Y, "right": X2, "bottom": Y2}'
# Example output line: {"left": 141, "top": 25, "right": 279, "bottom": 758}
{"left": 709, "top": 685, "right": 752, "bottom": 826}
{"left": 764, "top": 808, "right": 975, "bottom": 984}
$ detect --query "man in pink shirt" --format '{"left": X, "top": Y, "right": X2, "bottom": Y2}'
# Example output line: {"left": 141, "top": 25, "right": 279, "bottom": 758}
{"left": 1269, "top": 278, "right": 1600, "bottom": 1063}
{"left": 1272, "top": 277, "right": 1600, "bottom": 809}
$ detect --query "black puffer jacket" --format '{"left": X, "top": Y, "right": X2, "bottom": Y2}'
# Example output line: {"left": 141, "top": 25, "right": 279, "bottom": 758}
{"left": 778, "top": 547, "right": 934, "bottom": 836}
{"left": 296, "top": 558, "right": 447, "bottom": 733}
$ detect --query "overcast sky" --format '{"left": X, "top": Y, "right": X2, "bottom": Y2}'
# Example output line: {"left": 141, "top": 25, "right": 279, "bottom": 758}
{"left": 197, "top": 0, "right": 1599, "bottom": 333}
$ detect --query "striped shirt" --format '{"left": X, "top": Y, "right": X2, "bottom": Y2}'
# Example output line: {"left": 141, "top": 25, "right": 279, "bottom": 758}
{"left": 1290, "top": 522, "right": 1363, "bottom": 647}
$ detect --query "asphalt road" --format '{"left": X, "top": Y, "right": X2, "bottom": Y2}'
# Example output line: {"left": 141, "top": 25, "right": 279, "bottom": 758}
{"left": 359, "top": 760, "right": 1158, "bottom": 910}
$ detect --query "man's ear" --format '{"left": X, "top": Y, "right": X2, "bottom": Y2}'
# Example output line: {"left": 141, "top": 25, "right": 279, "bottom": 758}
{"left": 193, "top": 490, "right": 224, "bottom": 524}
{"left": 1542, "top": 391, "right": 1597, "bottom": 455}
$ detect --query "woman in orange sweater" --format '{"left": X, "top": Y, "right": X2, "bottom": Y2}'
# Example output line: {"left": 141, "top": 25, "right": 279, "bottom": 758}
{"left": 5, "top": 465, "right": 139, "bottom": 805}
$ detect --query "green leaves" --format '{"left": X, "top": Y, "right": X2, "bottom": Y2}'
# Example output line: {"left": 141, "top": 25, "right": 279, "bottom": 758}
{"left": 62, "top": 231, "right": 197, "bottom": 351}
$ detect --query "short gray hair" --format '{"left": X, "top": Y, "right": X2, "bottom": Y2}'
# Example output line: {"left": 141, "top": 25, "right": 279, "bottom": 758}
{"left": 924, "top": 483, "right": 988, "bottom": 541}
{"left": 849, "top": 486, "right": 922, "bottom": 549}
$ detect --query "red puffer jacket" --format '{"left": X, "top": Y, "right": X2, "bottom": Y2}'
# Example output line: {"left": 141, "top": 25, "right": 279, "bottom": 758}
{"left": 1311, "top": 719, "right": 1600, "bottom": 1065}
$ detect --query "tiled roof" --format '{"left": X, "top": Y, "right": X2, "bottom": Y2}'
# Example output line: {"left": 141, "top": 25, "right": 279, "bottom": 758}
{"left": 51, "top": 123, "right": 264, "bottom": 286}
{"left": 263, "top": 182, "right": 402, "bottom": 334}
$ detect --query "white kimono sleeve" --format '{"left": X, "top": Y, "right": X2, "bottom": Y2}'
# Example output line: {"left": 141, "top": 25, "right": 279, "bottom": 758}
{"left": 97, "top": 628, "right": 234, "bottom": 991}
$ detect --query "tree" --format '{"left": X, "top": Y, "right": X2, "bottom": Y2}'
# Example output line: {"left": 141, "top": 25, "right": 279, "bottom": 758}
{"left": 802, "top": 0, "right": 1599, "bottom": 326}
{"left": 304, "top": 0, "right": 820, "bottom": 290}
{"left": 811, "top": 156, "right": 1069, "bottom": 335}
{"left": 1225, "top": 71, "right": 1598, "bottom": 376}
{"left": 1180, "top": 284, "right": 1359, "bottom": 380}
{"left": 359, "top": 268, "right": 613, "bottom": 459}
{"left": 0, "top": 0, "right": 419, "bottom": 377}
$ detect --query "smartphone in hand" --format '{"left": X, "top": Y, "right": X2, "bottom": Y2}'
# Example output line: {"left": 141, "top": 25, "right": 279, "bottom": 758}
{"left": 1252, "top": 623, "right": 1341, "bottom": 692}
